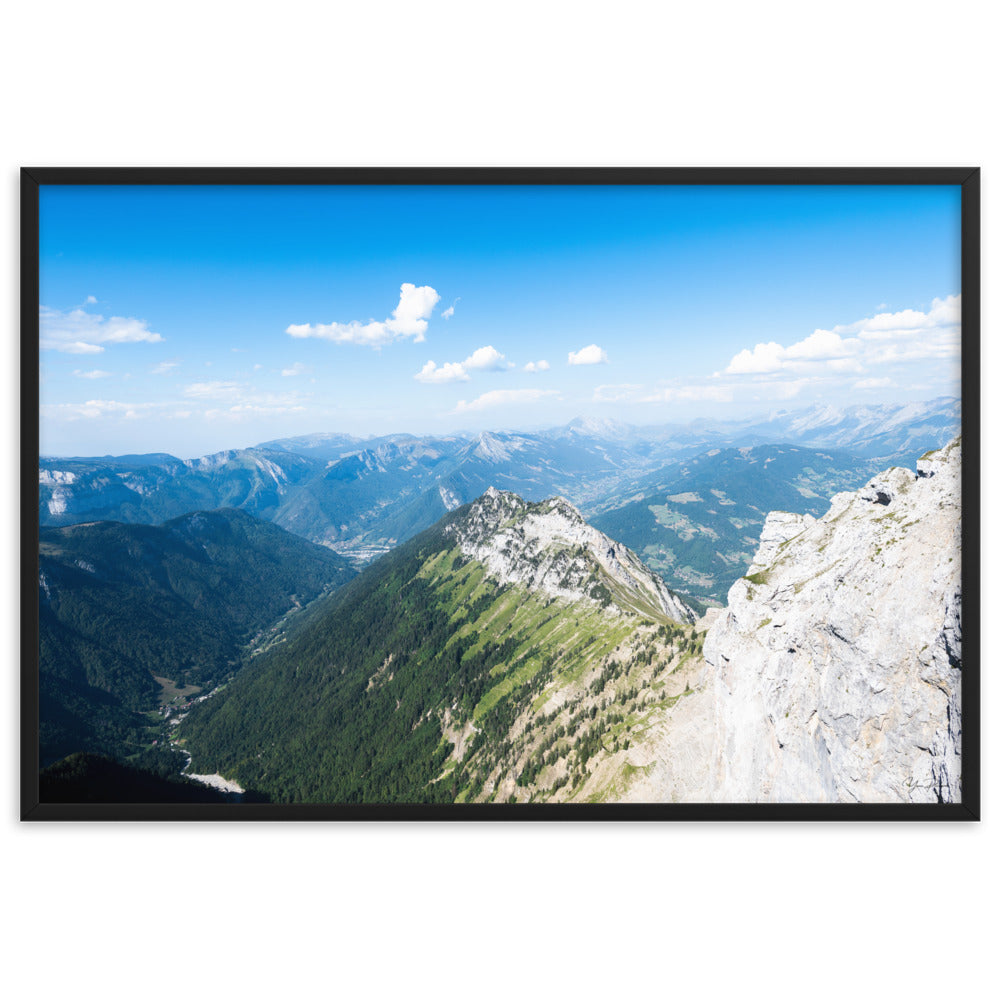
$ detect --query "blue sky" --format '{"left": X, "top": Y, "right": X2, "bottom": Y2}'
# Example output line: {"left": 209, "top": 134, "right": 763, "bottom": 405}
{"left": 39, "top": 184, "right": 962, "bottom": 458}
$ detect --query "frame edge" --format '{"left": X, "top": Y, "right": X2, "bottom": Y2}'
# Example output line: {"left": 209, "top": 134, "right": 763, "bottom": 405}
{"left": 21, "top": 169, "right": 41, "bottom": 821}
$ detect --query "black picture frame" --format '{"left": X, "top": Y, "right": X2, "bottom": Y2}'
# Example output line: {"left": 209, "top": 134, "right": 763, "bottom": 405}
{"left": 21, "top": 166, "right": 981, "bottom": 822}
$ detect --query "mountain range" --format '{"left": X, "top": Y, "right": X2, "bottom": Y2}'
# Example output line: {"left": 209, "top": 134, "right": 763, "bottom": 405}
{"left": 39, "top": 397, "right": 959, "bottom": 602}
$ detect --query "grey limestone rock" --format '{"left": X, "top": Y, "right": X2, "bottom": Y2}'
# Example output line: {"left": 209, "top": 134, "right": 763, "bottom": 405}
{"left": 702, "top": 438, "right": 962, "bottom": 803}
{"left": 448, "top": 488, "right": 696, "bottom": 624}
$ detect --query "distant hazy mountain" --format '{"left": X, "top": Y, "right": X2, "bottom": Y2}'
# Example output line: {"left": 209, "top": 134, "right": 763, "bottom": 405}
{"left": 39, "top": 508, "right": 355, "bottom": 767}
{"left": 542, "top": 397, "right": 960, "bottom": 460}
{"left": 39, "top": 447, "right": 320, "bottom": 526}
{"left": 179, "top": 490, "right": 701, "bottom": 804}
{"left": 735, "top": 397, "right": 961, "bottom": 458}
{"left": 39, "top": 397, "right": 959, "bottom": 578}
{"left": 254, "top": 431, "right": 365, "bottom": 462}
{"left": 587, "top": 444, "right": 886, "bottom": 604}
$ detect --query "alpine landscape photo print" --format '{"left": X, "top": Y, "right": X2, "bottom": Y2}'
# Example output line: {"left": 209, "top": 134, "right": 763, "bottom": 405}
{"left": 26, "top": 174, "right": 976, "bottom": 817}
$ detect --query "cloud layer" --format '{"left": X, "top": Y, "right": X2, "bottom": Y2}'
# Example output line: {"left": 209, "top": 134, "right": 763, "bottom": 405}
{"left": 287, "top": 283, "right": 441, "bottom": 347}
{"left": 725, "top": 296, "right": 960, "bottom": 377}
{"left": 41, "top": 305, "right": 164, "bottom": 354}
{"left": 641, "top": 384, "right": 735, "bottom": 403}
{"left": 454, "top": 388, "right": 559, "bottom": 413}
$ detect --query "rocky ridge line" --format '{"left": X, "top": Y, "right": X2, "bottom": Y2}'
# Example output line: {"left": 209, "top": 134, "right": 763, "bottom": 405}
{"left": 447, "top": 486, "right": 696, "bottom": 624}
{"left": 702, "top": 437, "right": 962, "bottom": 803}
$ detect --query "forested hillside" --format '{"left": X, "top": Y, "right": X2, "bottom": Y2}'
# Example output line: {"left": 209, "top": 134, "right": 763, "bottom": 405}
{"left": 38, "top": 508, "right": 355, "bottom": 767}
{"left": 179, "top": 493, "right": 703, "bottom": 803}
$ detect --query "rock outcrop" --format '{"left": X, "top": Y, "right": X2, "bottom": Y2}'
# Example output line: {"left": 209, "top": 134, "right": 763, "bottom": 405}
{"left": 702, "top": 437, "right": 962, "bottom": 803}
{"left": 447, "top": 487, "right": 696, "bottom": 623}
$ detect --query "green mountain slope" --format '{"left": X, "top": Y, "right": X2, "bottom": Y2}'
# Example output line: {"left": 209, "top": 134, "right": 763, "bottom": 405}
{"left": 179, "top": 491, "right": 704, "bottom": 804}
{"left": 38, "top": 508, "right": 356, "bottom": 767}
{"left": 588, "top": 444, "right": 883, "bottom": 603}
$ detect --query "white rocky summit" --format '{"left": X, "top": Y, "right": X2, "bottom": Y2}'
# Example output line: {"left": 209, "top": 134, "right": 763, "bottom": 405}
{"left": 448, "top": 486, "right": 696, "bottom": 623}
{"left": 702, "top": 437, "right": 962, "bottom": 803}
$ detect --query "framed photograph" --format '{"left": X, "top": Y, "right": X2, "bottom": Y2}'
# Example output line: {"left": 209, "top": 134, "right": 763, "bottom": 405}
{"left": 21, "top": 168, "right": 980, "bottom": 820}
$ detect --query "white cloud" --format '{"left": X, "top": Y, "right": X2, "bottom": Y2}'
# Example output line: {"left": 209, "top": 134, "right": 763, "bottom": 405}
{"left": 855, "top": 376, "right": 895, "bottom": 390}
{"left": 441, "top": 297, "right": 459, "bottom": 320}
{"left": 414, "top": 345, "right": 510, "bottom": 384}
{"left": 41, "top": 399, "right": 162, "bottom": 421}
{"left": 281, "top": 362, "right": 310, "bottom": 377}
{"left": 54, "top": 341, "right": 104, "bottom": 355}
{"left": 464, "top": 345, "right": 509, "bottom": 370}
{"left": 524, "top": 360, "right": 550, "bottom": 373}
{"left": 217, "top": 403, "right": 306, "bottom": 418}
{"left": 183, "top": 381, "right": 306, "bottom": 414}
{"left": 593, "top": 383, "right": 640, "bottom": 402}
{"left": 151, "top": 361, "right": 180, "bottom": 375}
{"left": 641, "top": 384, "right": 735, "bottom": 403}
{"left": 726, "top": 331, "right": 861, "bottom": 374}
{"left": 726, "top": 341, "right": 784, "bottom": 375}
{"left": 454, "top": 388, "right": 560, "bottom": 413}
{"left": 40, "top": 305, "right": 164, "bottom": 354}
{"left": 72, "top": 369, "right": 112, "bottom": 379}
{"left": 414, "top": 360, "right": 470, "bottom": 384}
{"left": 764, "top": 378, "right": 813, "bottom": 400}
{"left": 568, "top": 344, "right": 608, "bottom": 366}
{"left": 184, "top": 381, "right": 242, "bottom": 400}
{"left": 84, "top": 295, "right": 97, "bottom": 305}
{"left": 287, "top": 282, "right": 440, "bottom": 347}
{"left": 44, "top": 379, "right": 310, "bottom": 429}
{"left": 851, "top": 295, "right": 959, "bottom": 340}
{"left": 724, "top": 295, "right": 960, "bottom": 378}
{"left": 785, "top": 328, "right": 855, "bottom": 362}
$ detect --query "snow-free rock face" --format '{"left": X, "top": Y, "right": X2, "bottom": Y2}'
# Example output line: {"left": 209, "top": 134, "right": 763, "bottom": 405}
{"left": 703, "top": 437, "right": 962, "bottom": 803}
{"left": 448, "top": 487, "right": 696, "bottom": 623}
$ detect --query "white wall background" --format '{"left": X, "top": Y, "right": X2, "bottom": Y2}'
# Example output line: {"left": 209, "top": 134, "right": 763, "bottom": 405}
{"left": 3, "top": 3, "right": 995, "bottom": 997}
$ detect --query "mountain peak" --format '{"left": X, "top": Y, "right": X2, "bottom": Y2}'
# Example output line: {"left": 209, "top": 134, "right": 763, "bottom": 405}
{"left": 565, "top": 416, "right": 632, "bottom": 439}
{"left": 448, "top": 490, "right": 694, "bottom": 623}
{"left": 471, "top": 431, "right": 521, "bottom": 463}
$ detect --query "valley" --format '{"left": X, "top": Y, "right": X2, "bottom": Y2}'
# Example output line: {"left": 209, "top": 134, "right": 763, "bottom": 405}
{"left": 38, "top": 508, "right": 356, "bottom": 777}
{"left": 34, "top": 400, "right": 965, "bottom": 805}
{"left": 587, "top": 444, "right": 888, "bottom": 603}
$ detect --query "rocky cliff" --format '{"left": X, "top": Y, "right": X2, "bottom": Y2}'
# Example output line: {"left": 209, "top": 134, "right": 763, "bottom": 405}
{"left": 447, "top": 486, "right": 696, "bottom": 624}
{"left": 702, "top": 437, "right": 962, "bottom": 803}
